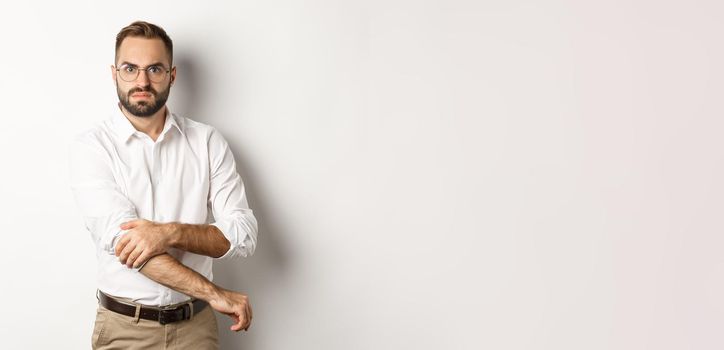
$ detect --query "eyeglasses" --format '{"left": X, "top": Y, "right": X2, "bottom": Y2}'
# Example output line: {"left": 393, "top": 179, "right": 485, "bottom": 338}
{"left": 116, "top": 64, "right": 170, "bottom": 83}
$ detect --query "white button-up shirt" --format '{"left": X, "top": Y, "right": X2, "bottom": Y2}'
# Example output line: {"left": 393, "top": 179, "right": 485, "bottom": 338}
{"left": 69, "top": 105, "right": 257, "bottom": 306}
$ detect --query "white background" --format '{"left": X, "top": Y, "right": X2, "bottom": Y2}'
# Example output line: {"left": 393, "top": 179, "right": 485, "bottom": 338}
{"left": 1, "top": 0, "right": 723, "bottom": 349}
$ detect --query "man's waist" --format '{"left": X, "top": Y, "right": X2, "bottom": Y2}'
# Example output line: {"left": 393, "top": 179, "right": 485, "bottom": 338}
{"left": 97, "top": 290, "right": 208, "bottom": 325}
{"left": 96, "top": 279, "right": 201, "bottom": 306}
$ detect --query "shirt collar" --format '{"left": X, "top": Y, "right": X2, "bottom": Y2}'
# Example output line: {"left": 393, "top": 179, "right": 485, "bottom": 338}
{"left": 113, "top": 104, "right": 184, "bottom": 143}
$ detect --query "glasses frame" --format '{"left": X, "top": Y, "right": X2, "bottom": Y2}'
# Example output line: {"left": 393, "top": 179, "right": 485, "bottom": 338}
{"left": 115, "top": 63, "right": 172, "bottom": 83}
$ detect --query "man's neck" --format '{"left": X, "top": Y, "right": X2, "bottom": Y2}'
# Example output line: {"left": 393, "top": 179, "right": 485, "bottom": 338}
{"left": 119, "top": 103, "right": 167, "bottom": 141}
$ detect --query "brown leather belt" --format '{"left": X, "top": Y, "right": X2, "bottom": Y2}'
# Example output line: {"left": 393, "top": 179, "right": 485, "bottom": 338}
{"left": 98, "top": 290, "right": 208, "bottom": 325}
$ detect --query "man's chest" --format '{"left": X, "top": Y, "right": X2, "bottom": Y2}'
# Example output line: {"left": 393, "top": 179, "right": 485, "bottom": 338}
{"left": 109, "top": 136, "right": 211, "bottom": 222}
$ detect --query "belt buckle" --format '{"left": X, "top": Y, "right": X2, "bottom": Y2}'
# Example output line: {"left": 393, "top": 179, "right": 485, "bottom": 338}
{"left": 158, "top": 308, "right": 171, "bottom": 325}
{"left": 158, "top": 304, "right": 190, "bottom": 325}
{"left": 159, "top": 306, "right": 178, "bottom": 325}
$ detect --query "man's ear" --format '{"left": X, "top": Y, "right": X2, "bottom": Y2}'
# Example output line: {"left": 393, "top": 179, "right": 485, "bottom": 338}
{"left": 110, "top": 65, "right": 117, "bottom": 83}
{"left": 170, "top": 66, "right": 176, "bottom": 86}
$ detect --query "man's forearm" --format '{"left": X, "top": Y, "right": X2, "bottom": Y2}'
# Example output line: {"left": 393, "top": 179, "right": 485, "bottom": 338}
{"left": 138, "top": 253, "right": 253, "bottom": 331}
{"left": 167, "top": 223, "right": 230, "bottom": 258}
{"left": 139, "top": 253, "right": 220, "bottom": 301}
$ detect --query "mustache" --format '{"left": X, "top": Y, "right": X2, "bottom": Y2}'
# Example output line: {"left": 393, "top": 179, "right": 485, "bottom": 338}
{"left": 128, "top": 87, "right": 157, "bottom": 96}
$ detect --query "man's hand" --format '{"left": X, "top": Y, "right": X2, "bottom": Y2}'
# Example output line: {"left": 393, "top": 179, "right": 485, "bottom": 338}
{"left": 208, "top": 288, "right": 253, "bottom": 331}
{"left": 115, "top": 219, "right": 176, "bottom": 268}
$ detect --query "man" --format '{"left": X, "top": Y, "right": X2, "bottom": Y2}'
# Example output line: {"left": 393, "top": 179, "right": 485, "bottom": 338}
{"left": 69, "top": 21, "right": 257, "bottom": 349}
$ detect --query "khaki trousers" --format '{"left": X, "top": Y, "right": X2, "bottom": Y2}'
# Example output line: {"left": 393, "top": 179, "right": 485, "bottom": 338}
{"left": 91, "top": 304, "right": 219, "bottom": 350}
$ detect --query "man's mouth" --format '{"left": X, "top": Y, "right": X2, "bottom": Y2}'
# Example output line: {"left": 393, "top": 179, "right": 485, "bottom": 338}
{"left": 131, "top": 92, "right": 153, "bottom": 98}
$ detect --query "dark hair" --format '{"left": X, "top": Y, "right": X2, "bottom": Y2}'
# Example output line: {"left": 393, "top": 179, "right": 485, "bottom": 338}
{"left": 115, "top": 21, "right": 173, "bottom": 65}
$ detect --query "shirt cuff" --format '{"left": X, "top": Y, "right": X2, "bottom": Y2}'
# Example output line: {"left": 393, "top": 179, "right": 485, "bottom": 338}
{"left": 105, "top": 229, "right": 131, "bottom": 255}
{"left": 107, "top": 229, "right": 145, "bottom": 272}
{"left": 210, "top": 221, "right": 246, "bottom": 259}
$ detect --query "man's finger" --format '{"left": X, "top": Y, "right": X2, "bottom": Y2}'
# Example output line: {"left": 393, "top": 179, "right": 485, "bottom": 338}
{"left": 115, "top": 235, "right": 130, "bottom": 256}
{"left": 248, "top": 303, "right": 253, "bottom": 323}
{"left": 133, "top": 251, "right": 150, "bottom": 269}
{"left": 244, "top": 303, "right": 252, "bottom": 328}
{"left": 119, "top": 220, "right": 137, "bottom": 230}
{"left": 244, "top": 306, "right": 251, "bottom": 330}
{"left": 241, "top": 306, "right": 250, "bottom": 331}
{"left": 126, "top": 245, "right": 144, "bottom": 268}
{"left": 118, "top": 242, "right": 136, "bottom": 264}
{"left": 230, "top": 312, "right": 244, "bottom": 331}
{"left": 232, "top": 317, "right": 243, "bottom": 331}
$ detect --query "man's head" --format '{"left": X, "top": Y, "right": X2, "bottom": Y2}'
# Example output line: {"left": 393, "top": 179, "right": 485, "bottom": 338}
{"left": 112, "top": 21, "right": 176, "bottom": 117}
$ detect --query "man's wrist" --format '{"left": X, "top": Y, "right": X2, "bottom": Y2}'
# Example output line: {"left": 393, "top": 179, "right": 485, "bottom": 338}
{"left": 165, "top": 222, "right": 183, "bottom": 248}
{"left": 201, "top": 280, "right": 223, "bottom": 303}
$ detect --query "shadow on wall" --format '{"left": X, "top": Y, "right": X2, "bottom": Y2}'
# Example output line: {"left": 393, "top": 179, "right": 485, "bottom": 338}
{"left": 170, "top": 55, "right": 202, "bottom": 118}
{"left": 173, "top": 52, "right": 290, "bottom": 349}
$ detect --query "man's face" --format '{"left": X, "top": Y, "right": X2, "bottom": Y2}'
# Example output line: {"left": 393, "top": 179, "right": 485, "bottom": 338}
{"left": 112, "top": 37, "right": 176, "bottom": 117}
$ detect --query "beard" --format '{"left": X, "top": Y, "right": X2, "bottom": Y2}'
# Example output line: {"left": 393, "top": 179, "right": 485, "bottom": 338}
{"left": 117, "top": 83, "right": 170, "bottom": 117}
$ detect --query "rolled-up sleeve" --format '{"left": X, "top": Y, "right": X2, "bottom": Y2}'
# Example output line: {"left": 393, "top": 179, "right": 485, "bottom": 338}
{"left": 69, "top": 137, "right": 138, "bottom": 255}
{"left": 207, "top": 128, "right": 258, "bottom": 259}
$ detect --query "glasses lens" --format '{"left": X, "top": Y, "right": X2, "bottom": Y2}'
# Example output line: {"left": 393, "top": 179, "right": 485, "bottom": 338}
{"left": 119, "top": 66, "right": 138, "bottom": 82}
{"left": 147, "top": 66, "right": 167, "bottom": 83}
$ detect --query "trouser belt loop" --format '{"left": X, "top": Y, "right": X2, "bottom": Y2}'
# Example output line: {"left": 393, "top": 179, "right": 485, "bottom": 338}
{"left": 132, "top": 304, "right": 141, "bottom": 324}
{"left": 187, "top": 300, "right": 195, "bottom": 320}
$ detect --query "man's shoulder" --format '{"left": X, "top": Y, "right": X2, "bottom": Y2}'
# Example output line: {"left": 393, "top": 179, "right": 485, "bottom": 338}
{"left": 70, "top": 118, "right": 114, "bottom": 151}
{"left": 176, "top": 114, "right": 213, "bottom": 131}
{"left": 174, "top": 114, "right": 224, "bottom": 140}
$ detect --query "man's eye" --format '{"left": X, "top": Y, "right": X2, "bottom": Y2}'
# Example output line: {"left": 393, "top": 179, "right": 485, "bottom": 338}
{"left": 148, "top": 66, "right": 162, "bottom": 74}
{"left": 123, "top": 66, "right": 137, "bottom": 73}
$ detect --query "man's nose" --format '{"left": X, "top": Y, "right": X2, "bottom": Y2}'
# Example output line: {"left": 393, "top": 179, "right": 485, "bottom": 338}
{"left": 135, "top": 69, "right": 151, "bottom": 86}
